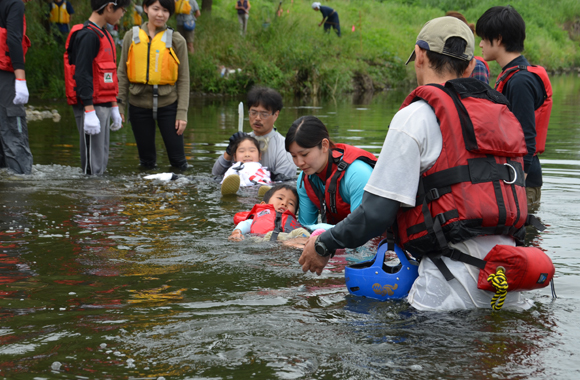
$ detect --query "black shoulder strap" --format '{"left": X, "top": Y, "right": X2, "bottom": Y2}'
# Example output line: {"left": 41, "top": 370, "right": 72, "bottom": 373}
{"left": 270, "top": 212, "right": 282, "bottom": 241}
{"left": 427, "top": 82, "right": 478, "bottom": 152}
{"left": 495, "top": 65, "right": 527, "bottom": 88}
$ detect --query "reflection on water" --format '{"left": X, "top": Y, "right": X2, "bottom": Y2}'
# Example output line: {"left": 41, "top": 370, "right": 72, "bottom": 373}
{"left": 1, "top": 75, "right": 580, "bottom": 379}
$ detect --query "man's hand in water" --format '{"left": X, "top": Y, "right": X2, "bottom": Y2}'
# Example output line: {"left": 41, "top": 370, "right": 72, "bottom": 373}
{"left": 298, "top": 236, "right": 330, "bottom": 275}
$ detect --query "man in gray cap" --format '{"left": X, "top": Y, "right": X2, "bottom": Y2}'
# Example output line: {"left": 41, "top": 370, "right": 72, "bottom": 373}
{"left": 298, "top": 16, "right": 532, "bottom": 311}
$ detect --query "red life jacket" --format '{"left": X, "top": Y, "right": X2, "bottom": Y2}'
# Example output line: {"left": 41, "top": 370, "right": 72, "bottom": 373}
{"left": 234, "top": 204, "right": 302, "bottom": 241}
{"left": 395, "top": 78, "right": 529, "bottom": 270}
{"left": 303, "top": 143, "right": 376, "bottom": 224}
{"left": 64, "top": 23, "right": 118, "bottom": 106}
{"left": 495, "top": 65, "right": 553, "bottom": 154}
{"left": 0, "top": 15, "right": 31, "bottom": 72}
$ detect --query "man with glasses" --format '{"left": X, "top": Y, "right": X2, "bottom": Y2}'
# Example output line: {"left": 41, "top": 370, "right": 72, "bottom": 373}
{"left": 213, "top": 86, "right": 296, "bottom": 182}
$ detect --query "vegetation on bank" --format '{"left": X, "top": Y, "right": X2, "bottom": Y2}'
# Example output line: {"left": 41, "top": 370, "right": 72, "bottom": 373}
{"left": 24, "top": 0, "right": 580, "bottom": 99}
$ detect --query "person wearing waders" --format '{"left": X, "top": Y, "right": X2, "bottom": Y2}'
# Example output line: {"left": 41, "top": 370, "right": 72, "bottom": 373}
{"left": 0, "top": 0, "right": 33, "bottom": 175}
{"left": 299, "top": 17, "right": 540, "bottom": 311}
{"left": 64, "top": 0, "right": 130, "bottom": 175}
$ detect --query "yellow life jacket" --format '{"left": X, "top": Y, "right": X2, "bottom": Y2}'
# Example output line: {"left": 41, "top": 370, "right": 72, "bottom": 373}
{"left": 50, "top": 1, "right": 71, "bottom": 24}
{"left": 132, "top": 9, "right": 143, "bottom": 26}
{"left": 175, "top": 0, "right": 192, "bottom": 15}
{"left": 126, "top": 26, "right": 180, "bottom": 86}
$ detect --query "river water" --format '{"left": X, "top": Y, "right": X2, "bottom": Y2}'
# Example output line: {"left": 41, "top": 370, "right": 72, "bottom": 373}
{"left": 1, "top": 75, "right": 579, "bottom": 379}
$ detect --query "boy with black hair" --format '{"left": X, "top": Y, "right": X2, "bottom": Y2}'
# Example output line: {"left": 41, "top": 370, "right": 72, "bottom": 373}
{"left": 64, "top": 0, "right": 130, "bottom": 175}
{"left": 476, "top": 6, "right": 553, "bottom": 206}
{"left": 212, "top": 86, "right": 296, "bottom": 181}
{"left": 0, "top": 0, "right": 33, "bottom": 175}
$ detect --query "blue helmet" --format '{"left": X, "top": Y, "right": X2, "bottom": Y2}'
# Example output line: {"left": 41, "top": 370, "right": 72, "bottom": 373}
{"left": 345, "top": 240, "right": 419, "bottom": 301}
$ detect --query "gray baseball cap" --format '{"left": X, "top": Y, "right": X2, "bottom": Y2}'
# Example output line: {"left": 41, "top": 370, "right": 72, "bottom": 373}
{"left": 405, "top": 16, "right": 475, "bottom": 65}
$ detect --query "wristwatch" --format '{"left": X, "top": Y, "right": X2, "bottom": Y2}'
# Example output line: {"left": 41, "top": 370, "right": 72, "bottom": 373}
{"left": 314, "top": 236, "right": 335, "bottom": 258}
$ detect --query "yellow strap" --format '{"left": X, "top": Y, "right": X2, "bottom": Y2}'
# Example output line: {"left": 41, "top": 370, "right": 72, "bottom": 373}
{"left": 487, "top": 267, "right": 508, "bottom": 311}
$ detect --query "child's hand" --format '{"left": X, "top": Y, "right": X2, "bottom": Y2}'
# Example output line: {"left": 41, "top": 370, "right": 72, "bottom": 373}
{"left": 229, "top": 230, "right": 244, "bottom": 241}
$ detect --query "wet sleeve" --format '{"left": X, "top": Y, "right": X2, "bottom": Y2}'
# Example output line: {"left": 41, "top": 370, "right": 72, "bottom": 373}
{"left": 234, "top": 219, "right": 252, "bottom": 235}
{"left": 67, "top": 1, "right": 75, "bottom": 15}
{"left": 297, "top": 172, "right": 320, "bottom": 226}
{"left": 5, "top": 1, "right": 25, "bottom": 70}
{"left": 212, "top": 155, "right": 233, "bottom": 176}
{"left": 319, "top": 191, "right": 400, "bottom": 252}
{"left": 74, "top": 30, "right": 101, "bottom": 106}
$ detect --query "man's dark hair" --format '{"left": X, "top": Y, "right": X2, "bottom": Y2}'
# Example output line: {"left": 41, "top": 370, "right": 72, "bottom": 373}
{"left": 263, "top": 184, "right": 299, "bottom": 212}
{"left": 476, "top": 6, "right": 526, "bottom": 53}
{"left": 92, "top": 0, "right": 131, "bottom": 14}
{"left": 143, "top": 0, "right": 175, "bottom": 16}
{"left": 247, "top": 86, "right": 283, "bottom": 113}
{"left": 425, "top": 37, "right": 471, "bottom": 78}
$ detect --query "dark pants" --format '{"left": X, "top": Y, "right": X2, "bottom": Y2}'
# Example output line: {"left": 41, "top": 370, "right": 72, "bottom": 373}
{"left": 324, "top": 14, "right": 341, "bottom": 37}
{"left": 0, "top": 103, "right": 33, "bottom": 174}
{"left": 128, "top": 101, "right": 187, "bottom": 169}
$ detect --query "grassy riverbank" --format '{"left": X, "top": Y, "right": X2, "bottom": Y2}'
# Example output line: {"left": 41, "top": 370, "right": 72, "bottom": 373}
{"left": 24, "top": 0, "right": 580, "bottom": 98}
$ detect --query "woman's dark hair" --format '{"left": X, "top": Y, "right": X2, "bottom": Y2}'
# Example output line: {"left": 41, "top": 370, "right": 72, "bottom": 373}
{"left": 263, "top": 184, "right": 299, "bottom": 212}
{"left": 231, "top": 135, "right": 261, "bottom": 160}
{"left": 247, "top": 86, "right": 283, "bottom": 113}
{"left": 92, "top": 0, "right": 131, "bottom": 14}
{"left": 476, "top": 6, "right": 525, "bottom": 53}
{"left": 143, "top": 0, "right": 175, "bottom": 16}
{"left": 425, "top": 37, "right": 471, "bottom": 77}
{"left": 285, "top": 116, "right": 335, "bottom": 152}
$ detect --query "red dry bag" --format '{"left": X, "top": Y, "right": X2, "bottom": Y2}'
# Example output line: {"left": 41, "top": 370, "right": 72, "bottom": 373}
{"left": 477, "top": 245, "right": 555, "bottom": 292}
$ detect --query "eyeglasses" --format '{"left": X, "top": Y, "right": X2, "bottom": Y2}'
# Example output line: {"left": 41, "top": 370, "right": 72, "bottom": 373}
{"left": 249, "top": 110, "right": 273, "bottom": 119}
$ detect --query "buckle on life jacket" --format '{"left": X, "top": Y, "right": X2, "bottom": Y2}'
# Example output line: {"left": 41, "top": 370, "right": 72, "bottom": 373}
{"left": 336, "top": 160, "right": 348, "bottom": 172}
{"left": 429, "top": 188, "right": 440, "bottom": 200}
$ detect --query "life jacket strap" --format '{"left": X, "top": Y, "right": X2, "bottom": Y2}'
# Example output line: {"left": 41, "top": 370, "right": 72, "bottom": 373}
{"left": 270, "top": 212, "right": 282, "bottom": 241}
{"left": 132, "top": 26, "right": 140, "bottom": 43}
{"left": 152, "top": 85, "right": 159, "bottom": 120}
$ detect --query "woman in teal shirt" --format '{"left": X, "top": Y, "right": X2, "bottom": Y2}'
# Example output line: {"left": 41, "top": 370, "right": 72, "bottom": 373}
{"left": 285, "top": 116, "right": 376, "bottom": 230}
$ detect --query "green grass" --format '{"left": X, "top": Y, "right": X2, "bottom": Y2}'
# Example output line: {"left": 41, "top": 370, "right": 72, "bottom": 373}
{"left": 23, "top": 0, "right": 580, "bottom": 98}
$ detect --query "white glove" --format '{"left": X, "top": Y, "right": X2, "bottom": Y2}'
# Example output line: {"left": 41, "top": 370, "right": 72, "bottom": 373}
{"left": 84, "top": 110, "right": 101, "bottom": 135}
{"left": 13, "top": 79, "right": 29, "bottom": 105}
{"left": 110, "top": 106, "right": 123, "bottom": 131}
